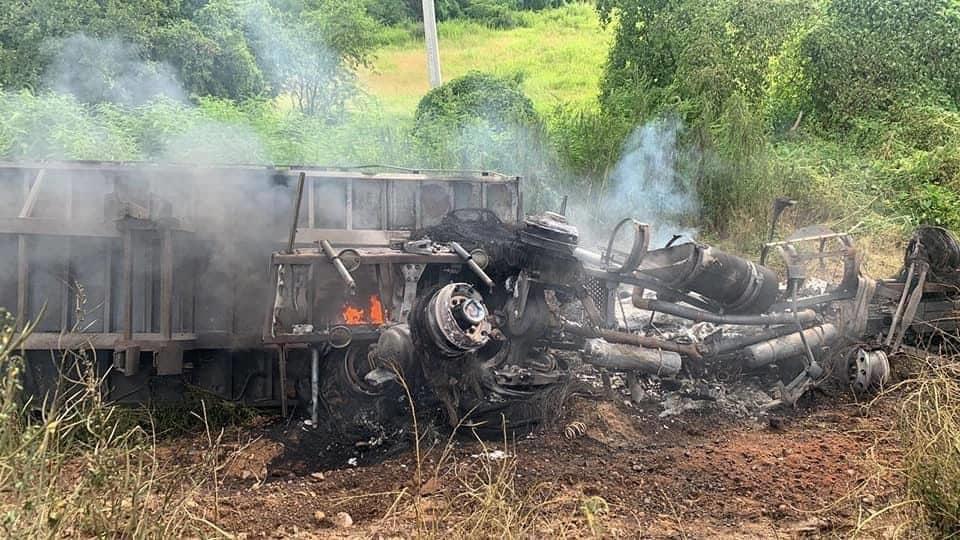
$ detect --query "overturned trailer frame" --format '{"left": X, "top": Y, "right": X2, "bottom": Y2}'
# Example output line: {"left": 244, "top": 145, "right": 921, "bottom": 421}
{"left": 0, "top": 160, "right": 521, "bottom": 410}
{"left": 4, "top": 159, "right": 959, "bottom": 439}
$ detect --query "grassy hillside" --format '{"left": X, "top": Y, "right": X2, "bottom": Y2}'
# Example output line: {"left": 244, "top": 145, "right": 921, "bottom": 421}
{"left": 359, "top": 3, "right": 609, "bottom": 116}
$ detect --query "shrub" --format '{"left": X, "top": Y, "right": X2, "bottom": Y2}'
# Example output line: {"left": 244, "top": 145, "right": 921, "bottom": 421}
{"left": 413, "top": 70, "right": 541, "bottom": 167}
{"left": 413, "top": 71, "right": 563, "bottom": 209}
{"left": 464, "top": 0, "right": 524, "bottom": 29}
{"left": 800, "top": 0, "right": 960, "bottom": 128}
{"left": 365, "top": 0, "right": 416, "bottom": 25}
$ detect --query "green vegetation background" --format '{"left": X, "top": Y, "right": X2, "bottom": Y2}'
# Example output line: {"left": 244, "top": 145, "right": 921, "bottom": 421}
{"left": 2, "top": 0, "right": 960, "bottom": 245}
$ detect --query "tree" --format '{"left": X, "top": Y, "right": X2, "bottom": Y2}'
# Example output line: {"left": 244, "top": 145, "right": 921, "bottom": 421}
{"left": 244, "top": 0, "right": 377, "bottom": 118}
{"left": 0, "top": 0, "right": 181, "bottom": 91}
{"left": 596, "top": 0, "right": 816, "bottom": 121}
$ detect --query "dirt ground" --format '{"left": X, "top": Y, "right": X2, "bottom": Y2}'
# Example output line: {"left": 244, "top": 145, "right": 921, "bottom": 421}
{"left": 165, "top": 376, "right": 910, "bottom": 539}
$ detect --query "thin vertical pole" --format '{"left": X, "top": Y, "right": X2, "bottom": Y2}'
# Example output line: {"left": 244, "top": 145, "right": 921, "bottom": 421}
{"left": 278, "top": 346, "right": 289, "bottom": 418}
{"left": 422, "top": 0, "right": 442, "bottom": 88}
{"left": 287, "top": 172, "right": 306, "bottom": 253}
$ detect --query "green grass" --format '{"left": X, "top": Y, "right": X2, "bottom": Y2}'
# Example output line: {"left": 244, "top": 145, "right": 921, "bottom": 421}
{"left": 360, "top": 3, "right": 609, "bottom": 116}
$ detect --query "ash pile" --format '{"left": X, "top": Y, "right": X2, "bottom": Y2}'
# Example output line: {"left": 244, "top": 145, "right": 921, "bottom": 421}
{"left": 279, "top": 205, "right": 960, "bottom": 445}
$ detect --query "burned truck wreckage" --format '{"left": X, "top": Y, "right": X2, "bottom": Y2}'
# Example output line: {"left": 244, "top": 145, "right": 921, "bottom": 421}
{"left": 2, "top": 161, "right": 959, "bottom": 442}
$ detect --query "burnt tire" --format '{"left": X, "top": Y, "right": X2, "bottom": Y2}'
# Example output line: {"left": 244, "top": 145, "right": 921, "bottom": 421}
{"left": 318, "top": 342, "right": 408, "bottom": 443}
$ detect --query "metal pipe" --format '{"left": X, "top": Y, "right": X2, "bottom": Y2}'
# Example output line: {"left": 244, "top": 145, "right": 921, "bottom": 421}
{"left": 583, "top": 339, "right": 682, "bottom": 376}
{"left": 743, "top": 324, "right": 838, "bottom": 368}
{"left": 893, "top": 264, "right": 928, "bottom": 349}
{"left": 698, "top": 325, "right": 801, "bottom": 357}
{"left": 639, "top": 244, "right": 780, "bottom": 314}
{"left": 563, "top": 322, "right": 701, "bottom": 358}
{"left": 573, "top": 246, "right": 604, "bottom": 266}
{"left": 287, "top": 172, "right": 306, "bottom": 253}
{"left": 633, "top": 298, "right": 818, "bottom": 326}
{"left": 886, "top": 262, "right": 915, "bottom": 347}
{"left": 311, "top": 347, "right": 320, "bottom": 426}
{"left": 450, "top": 241, "right": 494, "bottom": 289}
{"left": 320, "top": 239, "right": 357, "bottom": 294}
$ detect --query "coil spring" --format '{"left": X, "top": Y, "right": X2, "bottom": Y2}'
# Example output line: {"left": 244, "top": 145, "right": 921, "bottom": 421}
{"left": 563, "top": 421, "right": 587, "bottom": 440}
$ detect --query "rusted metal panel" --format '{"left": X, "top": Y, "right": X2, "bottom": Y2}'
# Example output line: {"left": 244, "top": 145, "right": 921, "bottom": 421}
{"left": 0, "top": 235, "right": 18, "bottom": 316}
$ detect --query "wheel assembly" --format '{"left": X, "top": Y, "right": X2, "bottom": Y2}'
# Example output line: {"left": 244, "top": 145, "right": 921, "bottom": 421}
{"left": 846, "top": 348, "right": 890, "bottom": 394}
{"left": 420, "top": 282, "right": 492, "bottom": 357}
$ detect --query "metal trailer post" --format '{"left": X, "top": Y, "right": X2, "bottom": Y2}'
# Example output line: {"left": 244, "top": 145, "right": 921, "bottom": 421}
{"left": 311, "top": 347, "right": 320, "bottom": 426}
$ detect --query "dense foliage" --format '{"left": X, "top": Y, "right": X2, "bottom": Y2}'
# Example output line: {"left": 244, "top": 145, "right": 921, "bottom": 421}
{"left": 365, "top": 0, "right": 576, "bottom": 26}
{"left": 2, "top": 0, "right": 960, "bottom": 239}
{"left": 593, "top": 0, "right": 960, "bottom": 236}
{"left": 0, "top": 0, "right": 378, "bottom": 118}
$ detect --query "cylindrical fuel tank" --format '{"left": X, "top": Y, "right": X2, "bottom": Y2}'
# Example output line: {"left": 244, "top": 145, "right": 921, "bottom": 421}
{"left": 637, "top": 243, "right": 780, "bottom": 314}
{"left": 742, "top": 324, "right": 838, "bottom": 368}
{"left": 583, "top": 339, "right": 682, "bottom": 376}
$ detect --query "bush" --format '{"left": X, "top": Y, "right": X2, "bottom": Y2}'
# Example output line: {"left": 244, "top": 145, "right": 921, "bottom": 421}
{"left": 365, "top": 0, "right": 416, "bottom": 25}
{"left": 898, "top": 183, "right": 960, "bottom": 231}
{"left": 413, "top": 71, "right": 562, "bottom": 209}
{"left": 800, "top": 0, "right": 960, "bottom": 128}
{"left": 464, "top": 0, "right": 524, "bottom": 29}
{"left": 548, "top": 105, "right": 632, "bottom": 181}
{"left": 413, "top": 71, "right": 541, "bottom": 157}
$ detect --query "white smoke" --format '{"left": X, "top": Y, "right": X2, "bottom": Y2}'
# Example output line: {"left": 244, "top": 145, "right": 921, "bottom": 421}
{"left": 569, "top": 116, "right": 699, "bottom": 249}
{"left": 45, "top": 34, "right": 186, "bottom": 107}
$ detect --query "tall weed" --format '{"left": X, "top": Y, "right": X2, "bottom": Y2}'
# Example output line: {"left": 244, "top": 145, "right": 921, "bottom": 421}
{"left": 0, "top": 310, "right": 228, "bottom": 538}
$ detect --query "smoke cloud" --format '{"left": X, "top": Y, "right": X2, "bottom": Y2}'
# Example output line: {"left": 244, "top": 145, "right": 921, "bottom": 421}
{"left": 568, "top": 116, "right": 699, "bottom": 250}
{"left": 1, "top": 9, "right": 353, "bottom": 331}
{"left": 45, "top": 34, "right": 187, "bottom": 107}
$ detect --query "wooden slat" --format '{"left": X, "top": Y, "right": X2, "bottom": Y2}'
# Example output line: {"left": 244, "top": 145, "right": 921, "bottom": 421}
{"left": 272, "top": 249, "right": 460, "bottom": 265}
{"left": 103, "top": 243, "right": 112, "bottom": 332}
{"left": 0, "top": 160, "right": 520, "bottom": 184}
{"left": 60, "top": 237, "right": 71, "bottom": 332}
{"left": 121, "top": 230, "right": 134, "bottom": 341}
{"left": 20, "top": 331, "right": 266, "bottom": 351}
{"left": 294, "top": 228, "right": 410, "bottom": 247}
{"left": 21, "top": 332, "right": 197, "bottom": 351}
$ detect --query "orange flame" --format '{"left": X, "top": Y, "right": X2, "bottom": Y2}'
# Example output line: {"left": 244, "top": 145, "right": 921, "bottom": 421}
{"left": 369, "top": 294, "right": 385, "bottom": 325}
{"left": 341, "top": 295, "right": 386, "bottom": 325}
{"left": 342, "top": 305, "right": 365, "bottom": 324}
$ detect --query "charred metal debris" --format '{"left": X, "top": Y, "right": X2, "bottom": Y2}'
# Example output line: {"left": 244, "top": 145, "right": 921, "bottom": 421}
{"left": 272, "top": 192, "right": 960, "bottom": 440}
{"left": 4, "top": 162, "right": 958, "bottom": 444}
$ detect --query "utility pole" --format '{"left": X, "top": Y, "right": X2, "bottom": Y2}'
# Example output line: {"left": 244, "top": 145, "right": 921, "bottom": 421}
{"left": 422, "top": 0, "right": 442, "bottom": 88}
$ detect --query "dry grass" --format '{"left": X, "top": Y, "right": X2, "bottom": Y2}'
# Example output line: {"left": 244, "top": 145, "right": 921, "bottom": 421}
{"left": 362, "top": 364, "right": 612, "bottom": 538}
{"left": 0, "top": 310, "right": 237, "bottom": 538}
{"left": 897, "top": 351, "right": 960, "bottom": 537}
{"left": 369, "top": 430, "right": 613, "bottom": 539}
{"left": 840, "top": 350, "right": 960, "bottom": 539}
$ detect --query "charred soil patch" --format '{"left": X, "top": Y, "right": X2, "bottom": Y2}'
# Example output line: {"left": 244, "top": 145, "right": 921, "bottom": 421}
{"left": 169, "top": 382, "right": 905, "bottom": 538}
